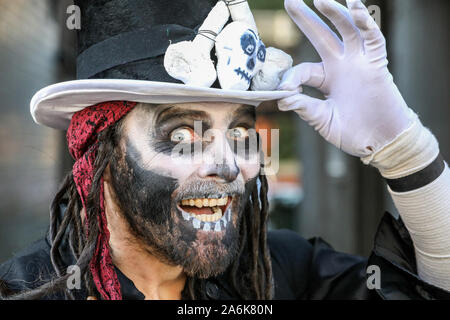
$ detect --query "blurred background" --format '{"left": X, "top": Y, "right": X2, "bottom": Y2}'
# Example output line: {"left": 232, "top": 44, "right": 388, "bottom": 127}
{"left": 0, "top": 0, "right": 448, "bottom": 263}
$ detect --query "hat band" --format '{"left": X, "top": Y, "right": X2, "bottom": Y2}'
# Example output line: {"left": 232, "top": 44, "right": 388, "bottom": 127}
{"left": 76, "top": 24, "right": 196, "bottom": 79}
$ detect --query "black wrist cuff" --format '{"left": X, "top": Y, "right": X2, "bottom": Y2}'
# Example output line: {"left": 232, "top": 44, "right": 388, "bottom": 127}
{"left": 386, "top": 154, "right": 445, "bottom": 192}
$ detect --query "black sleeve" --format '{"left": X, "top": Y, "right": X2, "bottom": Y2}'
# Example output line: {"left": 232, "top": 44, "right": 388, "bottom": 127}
{"left": 368, "top": 212, "right": 450, "bottom": 300}
{"left": 0, "top": 238, "right": 58, "bottom": 299}
{"left": 270, "top": 212, "right": 450, "bottom": 300}
{"left": 304, "top": 237, "right": 372, "bottom": 300}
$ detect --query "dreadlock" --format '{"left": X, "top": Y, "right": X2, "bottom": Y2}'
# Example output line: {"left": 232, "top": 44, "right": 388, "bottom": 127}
{"left": 0, "top": 120, "right": 120, "bottom": 300}
{"left": 0, "top": 119, "right": 274, "bottom": 300}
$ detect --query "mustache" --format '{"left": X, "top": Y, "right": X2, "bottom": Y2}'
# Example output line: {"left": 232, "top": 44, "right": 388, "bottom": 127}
{"left": 173, "top": 178, "right": 245, "bottom": 202}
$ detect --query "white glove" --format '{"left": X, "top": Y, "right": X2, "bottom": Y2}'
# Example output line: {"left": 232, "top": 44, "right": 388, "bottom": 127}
{"left": 278, "top": 0, "right": 416, "bottom": 158}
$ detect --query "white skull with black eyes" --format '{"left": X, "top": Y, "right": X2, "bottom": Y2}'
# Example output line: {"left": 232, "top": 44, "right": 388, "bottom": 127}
{"left": 215, "top": 22, "right": 266, "bottom": 91}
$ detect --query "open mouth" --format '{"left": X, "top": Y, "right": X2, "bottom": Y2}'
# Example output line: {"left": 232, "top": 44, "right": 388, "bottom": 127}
{"left": 178, "top": 195, "right": 232, "bottom": 223}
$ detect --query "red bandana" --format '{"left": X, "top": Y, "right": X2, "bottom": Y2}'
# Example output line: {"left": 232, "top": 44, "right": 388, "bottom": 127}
{"left": 67, "top": 101, "right": 137, "bottom": 300}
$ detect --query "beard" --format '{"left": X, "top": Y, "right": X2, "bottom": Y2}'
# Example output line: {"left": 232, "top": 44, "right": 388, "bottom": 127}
{"left": 109, "top": 140, "right": 257, "bottom": 278}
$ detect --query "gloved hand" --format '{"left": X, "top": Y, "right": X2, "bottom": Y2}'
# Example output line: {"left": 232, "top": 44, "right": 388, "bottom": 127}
{"left": 278, "top": 0, "right": 416, "bottom": 158}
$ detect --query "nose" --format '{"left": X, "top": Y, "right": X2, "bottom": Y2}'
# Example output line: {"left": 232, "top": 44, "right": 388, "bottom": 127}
{"left": 247, "top": 57, "right": 255, "bottom": 70}
{"left": 198, "top": 163, "right": 240, "bottom": 183}
{"left": 197, "top": 132, "right": 240, "bottom": 183}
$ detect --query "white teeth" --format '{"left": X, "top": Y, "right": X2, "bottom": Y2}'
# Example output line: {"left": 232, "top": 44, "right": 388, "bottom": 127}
{"left": 195, "top": 199, "right": 203, "bottom": 208}
{"left": 187, "top": 207, "right": 231, "bottom": 231}
{"left": 193, "top": 219, "right": 201, "bottom": 229}
{"left": 181, "top": 196, "right": 232, "bottom": 232}
{"left": 181, "top": 211, "right": 190, "bottom": 221}
{"left": 180, "top": 196, "right": 228, "bottom": 208}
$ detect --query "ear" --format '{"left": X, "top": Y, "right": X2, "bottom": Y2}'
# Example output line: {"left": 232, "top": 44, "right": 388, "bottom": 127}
{"left": 103, "top": 164, "right": 123, "bottom": 219}
{"left": 103, "top": 164, "right": 113, "bottom": 184}
{"left": 103, "top": 164, "right": 116, "bottom": 207}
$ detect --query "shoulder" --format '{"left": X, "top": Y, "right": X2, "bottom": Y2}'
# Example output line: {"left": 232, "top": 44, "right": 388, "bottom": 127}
{"left": 267, "top": 229, "right": 313, "bottom": 262}
{"left": 267, "top": 229, "right": 313, "bottom": 299}
{"left": 0, "top": 237, "right": 54, "bottom": 293}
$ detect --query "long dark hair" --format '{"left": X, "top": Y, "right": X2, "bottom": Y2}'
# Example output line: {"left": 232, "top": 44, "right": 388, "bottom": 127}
{"left": 0, "top": 119, "right": 273, "bottom": 300}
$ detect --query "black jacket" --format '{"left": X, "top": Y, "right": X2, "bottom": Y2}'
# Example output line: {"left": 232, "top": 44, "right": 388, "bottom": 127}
{"left": 0, "top": 212, "right": 449, "bottom": 300}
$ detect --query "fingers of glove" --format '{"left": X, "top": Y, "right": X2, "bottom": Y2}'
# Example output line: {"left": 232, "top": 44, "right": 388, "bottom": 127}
{"left": 278, "top": 93, "right": 324, "bottom": 112}
{"left": 279, "top": 95, "right": 336, "bottom": 147}
{"left": 284, "top": 0, "right": 342, "bottom": 59}
{"left": 346, "top": 0, "right": 386, "bottom": 58}
{"left": 278, "top": 62, "right": 326, "bottom": 91}
{"left": 314, "top": 0, "right": 362, "bottom": 53}
{"left": 278, "top": 94, "right": 331, "bottom": 128}
{"left": 279, "top": 94, "right": 333, "bottom": 136}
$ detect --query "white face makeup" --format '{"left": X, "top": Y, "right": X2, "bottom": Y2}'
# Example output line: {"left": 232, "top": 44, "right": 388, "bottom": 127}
{"left": 215, "top": 22, "right": 266, "bottom": 91}
{"left": 123, "top": 102, "right": 261, "bottom": 185}
{"left": 109, "top": 102, "right": 261, "bottom": 278}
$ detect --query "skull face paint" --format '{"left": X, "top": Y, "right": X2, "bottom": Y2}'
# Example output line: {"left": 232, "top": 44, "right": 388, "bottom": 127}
{"left": 107, "top": 102, "right": 261, "bottom": 279}
{"left": 216, "top": 22, "right": 266, "bottom": 91}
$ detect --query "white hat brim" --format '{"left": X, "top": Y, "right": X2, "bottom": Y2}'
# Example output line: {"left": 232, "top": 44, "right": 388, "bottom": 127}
{"left": 31, "top": 79, "right": 297, "bottom": 130}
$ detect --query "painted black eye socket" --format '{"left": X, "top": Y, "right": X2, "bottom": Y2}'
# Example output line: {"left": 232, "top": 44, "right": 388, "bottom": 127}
{"left": 257, "top": 45, "right": 266, "bottom": 62}
{"left": 241, "top": 33, "right": 256, "bottom": 56}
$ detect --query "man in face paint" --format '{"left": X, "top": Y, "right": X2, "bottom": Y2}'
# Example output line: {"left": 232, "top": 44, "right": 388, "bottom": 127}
{"left": 3, "top": 0, "right": 450, "bottom": 302}
{"left": 102, "top": 102, "right": 260, "bottom": 299}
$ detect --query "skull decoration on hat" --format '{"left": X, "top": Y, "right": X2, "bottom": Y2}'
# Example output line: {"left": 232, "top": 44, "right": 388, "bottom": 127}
{"left": 215, "top": 22, "right": 266, "bottom": 90}
{"left": 164, "top": 0, "right": 293, "bottom": 91}
{"left": 164, "top": 1, "right": 230, "bottom": 87}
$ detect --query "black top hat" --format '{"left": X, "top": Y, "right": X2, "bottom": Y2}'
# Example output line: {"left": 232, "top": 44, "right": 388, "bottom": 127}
{"left": 75, "top": 0, "right": 216, "bottom": 82}
{"left": 30, "top": 0, "right": 294, "bottom": 130}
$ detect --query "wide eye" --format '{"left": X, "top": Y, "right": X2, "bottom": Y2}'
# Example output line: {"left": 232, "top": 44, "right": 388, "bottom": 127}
{"left": 170, "top": 127, "right": 197, "bottom": 143}
{"left": 227, "top": 127, "right": 249, "bottom": 140}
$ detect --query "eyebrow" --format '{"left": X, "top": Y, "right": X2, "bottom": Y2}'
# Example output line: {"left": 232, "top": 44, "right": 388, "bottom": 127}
{"left": 229, "top": 105, "right": 256, "bottom": 128}
{"left": 154, "top": 106, "right": 211, "bottom": 125}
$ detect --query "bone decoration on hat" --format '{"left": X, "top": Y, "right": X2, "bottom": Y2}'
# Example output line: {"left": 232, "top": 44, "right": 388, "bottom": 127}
{"left": 164, "top": 0, "right": 293, "bottom": 91}
{"left": 164, "top": 1, "right": 230, "bottom": 87}
{"left": 251, "top": 47, "right": 293, "bottom": 91}
{"left": 226, "top": 0, "right": 257, "bottom": 30}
